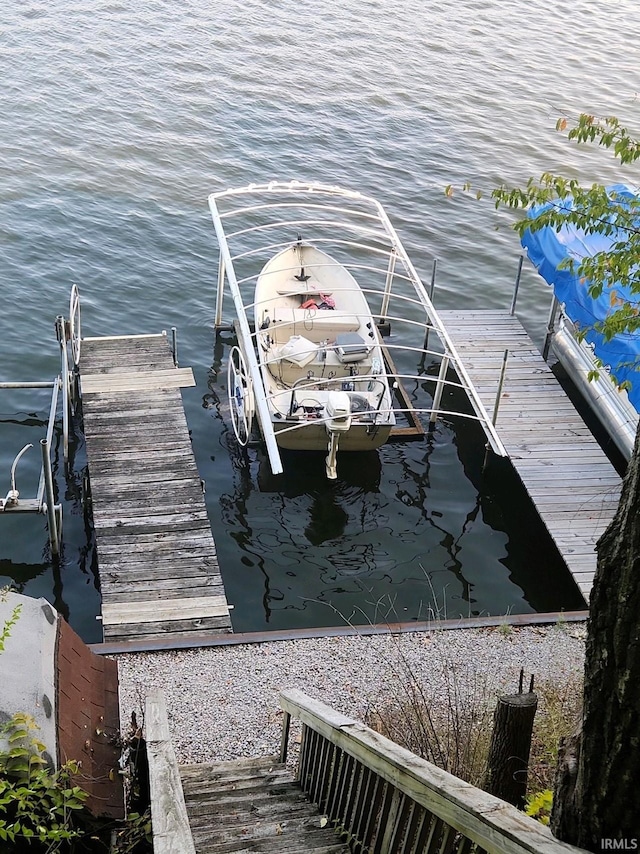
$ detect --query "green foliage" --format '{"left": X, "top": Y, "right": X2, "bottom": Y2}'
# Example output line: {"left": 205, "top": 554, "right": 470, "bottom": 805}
{"left": 525, "top": 789, "right": 554, "bottom": 825}
{"left": 563, "top": 114, "right": 640, "bottom": 165}
{"left": 111, "top": 808, "right": 152, "bottom": 853}
{"left": 0, "top": 588, "right": 22, "bottom": 653}
{"left": 0, "top": 712, "right": 89, "bottom": 850}
{"left": 492, "top": 114, "right": 640, "bottom": 357}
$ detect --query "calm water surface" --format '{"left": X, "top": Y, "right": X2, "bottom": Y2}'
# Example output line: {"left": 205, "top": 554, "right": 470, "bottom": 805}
{"left": 1, "top": 0, "right": 637, "bottom": 641}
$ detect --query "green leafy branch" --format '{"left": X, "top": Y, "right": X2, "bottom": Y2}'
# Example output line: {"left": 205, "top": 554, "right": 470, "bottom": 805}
{"left": 0, "top": 712, "right": 89, "bottom": 849}
{"left": 563, "top": 114, "right": 640, "bottom": 165}
{"left": 491, "top": 114, "right": 640, "bottom": 349}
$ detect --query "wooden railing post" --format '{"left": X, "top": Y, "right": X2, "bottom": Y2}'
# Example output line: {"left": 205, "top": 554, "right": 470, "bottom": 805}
{"left": 145, "top": 690, "right": 196, "bottom": 854}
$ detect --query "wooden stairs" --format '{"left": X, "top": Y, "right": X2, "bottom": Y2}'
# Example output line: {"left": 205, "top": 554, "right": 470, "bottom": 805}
{"left": 179, "top": 756, "right": 350, "bottom": 854}
{"left": 146, "top": 690, "right": 588, "bottom": 854}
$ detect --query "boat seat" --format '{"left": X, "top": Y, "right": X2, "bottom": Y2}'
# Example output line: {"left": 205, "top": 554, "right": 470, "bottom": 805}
{"left": 269, "top": 309, "right": 361, "bottom": 344}
{"left": 265, "top": 345, "right": 375, "bottom": 387}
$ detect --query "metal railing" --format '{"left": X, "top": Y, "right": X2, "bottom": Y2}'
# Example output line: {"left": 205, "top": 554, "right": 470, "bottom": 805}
{"left": 0, "top": 286, "right": 82, "bottom": 555}
{"left": 279, "top": 688, "right": 587, "bottom": 854}
{"left": 208, "top": 181, "right": 508, "bottom": 476}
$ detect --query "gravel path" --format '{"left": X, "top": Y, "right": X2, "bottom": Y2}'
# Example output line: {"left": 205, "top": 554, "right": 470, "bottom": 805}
{"left": 116, "top": 623, "right": 586, "bottom": 765}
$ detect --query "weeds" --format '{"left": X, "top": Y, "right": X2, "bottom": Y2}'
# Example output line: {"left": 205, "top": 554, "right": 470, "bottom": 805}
{"left": 367, "top": 664, "right": 583, "bottom": 798}
{"left": 364, "top": 644, "right": 496, "bottom": 787}
{"left": 528, "top": 673, "right": 583, "bottom": 793}
{"left": 498, "top": 621, "right": 513, "bottom": 637}
{"left": 322, "top": 588, "right": 584, "bottom": 803}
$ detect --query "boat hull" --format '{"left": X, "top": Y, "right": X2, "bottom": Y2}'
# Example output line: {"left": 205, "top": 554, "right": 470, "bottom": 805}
{"left": 253, "top": 241, "right": 396, "bottom": 464}
{"left": 272, "top": 420, "right": 392, "bottom": 451}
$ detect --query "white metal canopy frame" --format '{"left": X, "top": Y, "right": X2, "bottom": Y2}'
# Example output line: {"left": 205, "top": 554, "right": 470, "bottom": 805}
{"left": 208, "top": 180, "right": 507, "bottom": 475}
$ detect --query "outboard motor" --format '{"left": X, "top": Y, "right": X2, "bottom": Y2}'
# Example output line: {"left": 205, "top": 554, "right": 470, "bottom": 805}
{"left": 325, "top": 391, "right": 352, "bottom": 479}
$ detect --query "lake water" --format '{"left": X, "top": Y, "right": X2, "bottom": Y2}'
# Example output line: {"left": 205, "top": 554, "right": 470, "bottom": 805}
{"left": 1, "top": 0, "right": 637, "bottom": 642}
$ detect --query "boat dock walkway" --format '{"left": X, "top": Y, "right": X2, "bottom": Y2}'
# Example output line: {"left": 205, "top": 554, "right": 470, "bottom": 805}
{"left": 439, "top": 310, "right": 622, "bottom": 601}
{"left": 80, "top": 333, "right": 232, "bottom": 644}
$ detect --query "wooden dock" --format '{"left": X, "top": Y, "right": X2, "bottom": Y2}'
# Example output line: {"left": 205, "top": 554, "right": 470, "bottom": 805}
{"left": 79, "top": 333, "right": 232, "bottom": 644}
{"left": 439, "top": 310, "right": 622, "bottom": 601}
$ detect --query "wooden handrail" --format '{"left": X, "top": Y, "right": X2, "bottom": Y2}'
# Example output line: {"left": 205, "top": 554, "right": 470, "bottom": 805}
{"left": 145, "top": 690, "right": 196, "bottom": 854}
{"left": 279, "top": 688, "right": 588, "bottom": 854}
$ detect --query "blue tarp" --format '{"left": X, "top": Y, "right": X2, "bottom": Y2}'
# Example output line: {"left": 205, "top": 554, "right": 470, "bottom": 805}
{"left": 521, "top": 183, "right": 640, "bottom": 413}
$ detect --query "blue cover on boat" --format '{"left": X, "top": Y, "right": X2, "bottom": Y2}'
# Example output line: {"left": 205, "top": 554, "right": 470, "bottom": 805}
{"left": 521, "top": 183, "right": 640, "bottom": 413}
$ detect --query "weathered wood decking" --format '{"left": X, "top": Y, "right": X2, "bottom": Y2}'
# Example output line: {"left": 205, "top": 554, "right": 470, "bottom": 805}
{"left": 440, "top": 310, "right": 622, "bottom": 601}
{"left": 80, "top": 334, "right": 232, "bottom": 644}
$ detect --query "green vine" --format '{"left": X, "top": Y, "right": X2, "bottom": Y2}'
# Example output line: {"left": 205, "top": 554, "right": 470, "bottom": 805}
{"left": 111, "top": 808, "right": 153, "bottom": 853}
{"left": 1, "top": 594, "right": 152, "bottom": 851}
{"left": 0, "top": 588, "right": 22, "bottom": 654}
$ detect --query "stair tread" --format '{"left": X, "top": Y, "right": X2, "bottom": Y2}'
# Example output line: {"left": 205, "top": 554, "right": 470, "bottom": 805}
{"left": 182, "top": 769, "right": 294, "bottom": 795}
{"left": 180, "top": 757, "right": 349, "bottom": 854}
{"left": 181, "top": 756, "right": 281, "bottom": 778}
{"left": 191, "top": 812, "right": 331, "bottom": 841}
{"left": 188, "top": 801, "right": 317, "bottom": 828}
{"left": 194, "top": 829, "right": 350, "bottom": 854}
{"left": 185, "top": 781, "right": 306, "bottom": 806}
{"left": 197, "top": 846, "right": 348, "bottom": 854}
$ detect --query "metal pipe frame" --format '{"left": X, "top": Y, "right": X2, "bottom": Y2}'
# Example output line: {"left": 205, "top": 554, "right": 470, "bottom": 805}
{"left": 40, "top": 438, "right": 60, "bottom": 555}
{"left": 37, "top": 378, "right": 60, "bottom": 506}
{"left": 57, "top": 315, "right": 70, "bottom": 463}
{"left": 208, "top": 181, "right": 508, "bottom": 462}
{"left": 380, "top": 248, "right": 397, "bottom": 319}
{"left": 429, "top": 355, "right": 450, "bottom": 425}
{"left": 491, "top": 349, "right": 510, "bottom": 425}
{"left": 0, "top": 381, "right": 56, "bottom": 389}
{"left": 171, "top": 326, "right": 178, "bottom": 367}
{"left": 209, "top": 195, "right": 285, "bottom": 475}
{"left": 542, "top": 295, "right": 560, "bottom": 361}
{"left": 509, "top": 255, "right": 524, "bottom": 316}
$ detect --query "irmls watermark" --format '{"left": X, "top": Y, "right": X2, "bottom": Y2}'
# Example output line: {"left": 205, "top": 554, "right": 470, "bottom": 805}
{"left": 601, "top": 841, "right": 638, "bottom": 850}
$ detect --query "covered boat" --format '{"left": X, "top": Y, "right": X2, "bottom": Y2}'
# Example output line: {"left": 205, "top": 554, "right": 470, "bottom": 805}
{"left": 522, "top": 183, "right": 640, "bottom": 459}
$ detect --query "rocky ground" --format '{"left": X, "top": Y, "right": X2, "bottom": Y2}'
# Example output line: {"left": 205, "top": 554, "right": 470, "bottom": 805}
{"left": 116, "top": 622, "right": 586, "bottom": 764}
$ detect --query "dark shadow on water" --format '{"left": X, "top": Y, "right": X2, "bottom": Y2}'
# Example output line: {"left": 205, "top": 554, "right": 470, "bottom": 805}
{"left": 448, "top": 381, "right": 591, "bottom": 614}
{"left": 260, "top": 449, "right": 382, "bottom": 545}
{"left": 258, "top": 447, "right": 382, "bottom": 492}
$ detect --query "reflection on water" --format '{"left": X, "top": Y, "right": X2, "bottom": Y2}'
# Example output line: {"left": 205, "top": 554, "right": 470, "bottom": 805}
{"left": 0, "top": 414, "right": 102, "bottom": 642}
{"left": 213, "top": 339, "right": 585, "bottom": 632}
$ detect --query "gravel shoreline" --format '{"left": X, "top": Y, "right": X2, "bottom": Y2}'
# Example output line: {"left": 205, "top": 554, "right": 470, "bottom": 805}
{"left": 116, "top": 623, "right": 586, "bottom": 766}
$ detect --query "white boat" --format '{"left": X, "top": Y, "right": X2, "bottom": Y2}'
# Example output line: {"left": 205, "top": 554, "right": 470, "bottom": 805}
{"left": 208, "top": 181, "right": 506, "bottom": 479}
{"left": 252, "top": 239, "right": 395, "bottom": 475}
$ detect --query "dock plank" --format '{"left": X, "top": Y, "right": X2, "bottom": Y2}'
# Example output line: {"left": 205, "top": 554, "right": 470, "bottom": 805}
{"left": 80, "top": 335, "right": 232, "bottom": 644}
{"left": 81, "top": 368, "right": 196, "bottom": 394}
{"left": 440, "top": 310, "right": 622, "bottom": 600}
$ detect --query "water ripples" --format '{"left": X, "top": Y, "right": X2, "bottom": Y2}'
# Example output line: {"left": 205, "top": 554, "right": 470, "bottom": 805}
{"left": 1, "top": 0, "right": 636, "bottom": 636}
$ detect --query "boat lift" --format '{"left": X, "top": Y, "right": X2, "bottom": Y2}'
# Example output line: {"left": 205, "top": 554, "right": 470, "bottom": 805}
{"left": 208, "top": 180, "right": 507, "bottom": 476}
{"left": 0, "top": 286, "right": 81, "bottom": 555}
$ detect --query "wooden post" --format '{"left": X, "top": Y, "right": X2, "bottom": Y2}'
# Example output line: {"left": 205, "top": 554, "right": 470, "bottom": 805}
{"left": 279, "top": 710, "right": 291, "bottom": 764}
{"left": 484, "top": 670, "right": 538, "bottom": 809}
